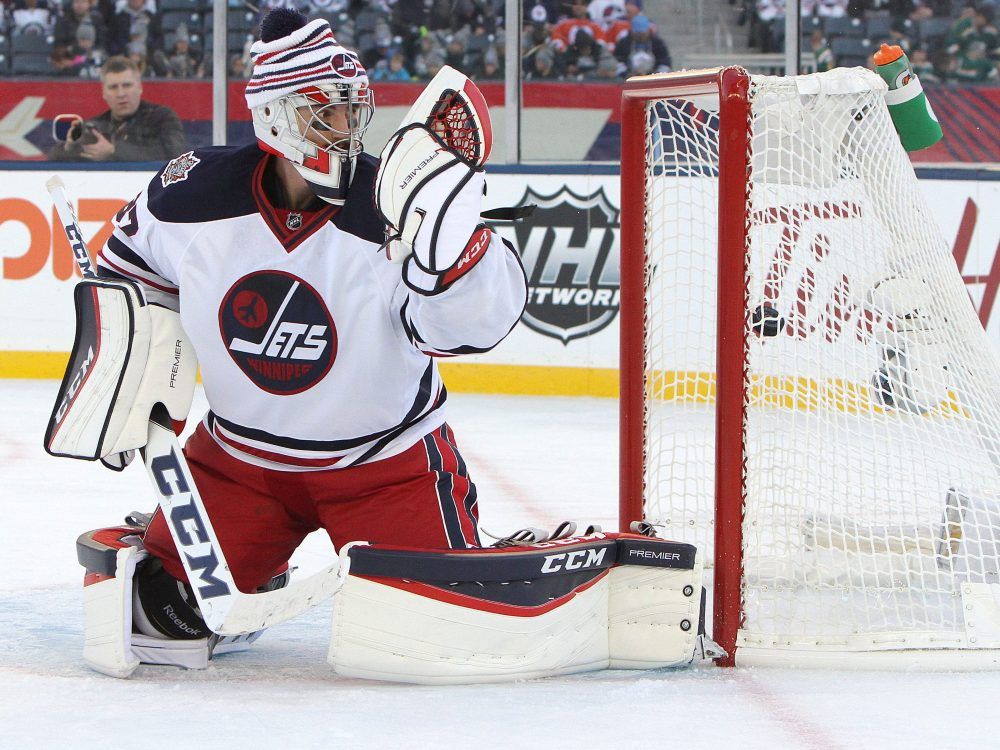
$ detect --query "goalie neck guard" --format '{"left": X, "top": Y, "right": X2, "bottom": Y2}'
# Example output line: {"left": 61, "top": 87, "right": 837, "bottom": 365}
{"left": 246, "top": 12, "right": 374, "bottom": 205}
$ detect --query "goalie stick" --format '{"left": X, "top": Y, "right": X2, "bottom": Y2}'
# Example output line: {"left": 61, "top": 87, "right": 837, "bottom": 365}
{"left": 47, "top": 176, "right": 345, "bottom": 636}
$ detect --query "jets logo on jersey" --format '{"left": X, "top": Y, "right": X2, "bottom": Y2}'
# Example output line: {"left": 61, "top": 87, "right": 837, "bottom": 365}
{"left": 161, "top": 151, "right": 201, "bottom": 188}
{"left": 220, "top": 271, "right": 337, "bottom": 394}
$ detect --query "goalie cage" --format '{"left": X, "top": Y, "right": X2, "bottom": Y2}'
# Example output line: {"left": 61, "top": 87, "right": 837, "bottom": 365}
{"left": 619, "top": 66, "right": 1000, "bottom": 669}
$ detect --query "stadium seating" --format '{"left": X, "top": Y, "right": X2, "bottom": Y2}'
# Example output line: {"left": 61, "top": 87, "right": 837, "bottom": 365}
{"left": 10, "top": 31, "right": 56, "bottom": 76}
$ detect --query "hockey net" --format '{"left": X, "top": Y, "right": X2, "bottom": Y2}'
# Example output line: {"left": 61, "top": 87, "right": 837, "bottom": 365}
{"left": 619, "top": 67, "right": 1000, "bottom": 668}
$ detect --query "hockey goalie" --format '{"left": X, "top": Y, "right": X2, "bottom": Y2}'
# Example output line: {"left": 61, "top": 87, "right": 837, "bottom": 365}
{"left": 45, "top": 8, "right": 714, "bottom": 683}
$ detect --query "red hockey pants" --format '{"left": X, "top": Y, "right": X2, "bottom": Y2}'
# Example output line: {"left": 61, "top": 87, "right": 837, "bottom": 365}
{"left": 143, "top": 422, "right": 480, "bottom": 592}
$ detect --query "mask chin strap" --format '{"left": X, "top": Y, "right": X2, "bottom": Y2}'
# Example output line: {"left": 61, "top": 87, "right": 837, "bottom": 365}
{"left": 296, "top": 154, "right": 353, "bottom": 205}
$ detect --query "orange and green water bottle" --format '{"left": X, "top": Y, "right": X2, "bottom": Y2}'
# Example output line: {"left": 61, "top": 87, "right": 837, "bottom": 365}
{"left": 874, "top": 43, "right": 943, "bottom": 152}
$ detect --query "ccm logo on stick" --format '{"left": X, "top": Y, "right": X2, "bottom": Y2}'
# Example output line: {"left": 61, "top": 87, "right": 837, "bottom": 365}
{"left": 150, "top": 448, "right": 231, "bottom": 600}
{"left": 540, "top": 547, "right": 607, "bottom": 573}
{"left": 66, "top": 223, "right": 94, "bottom": 277}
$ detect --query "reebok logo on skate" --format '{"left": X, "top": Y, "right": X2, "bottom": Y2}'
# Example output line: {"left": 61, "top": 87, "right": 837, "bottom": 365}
{"left": 163, "top": 604, "right": 204, "bottom": 636}
{"left": 220, "top": 270, "right": 337, "bottom": 394}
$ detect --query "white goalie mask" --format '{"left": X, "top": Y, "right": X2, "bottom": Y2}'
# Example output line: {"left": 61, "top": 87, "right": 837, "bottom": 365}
{"left": 247, "top": 20, "right": 374, "bottom": 205}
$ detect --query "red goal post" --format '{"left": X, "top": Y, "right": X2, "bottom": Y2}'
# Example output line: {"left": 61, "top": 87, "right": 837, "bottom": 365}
{"left": 618, "top": 66, "right": 1000, "bottom": 669}
{"left": 620, "top": 68, "right": 750, "bottom": 666}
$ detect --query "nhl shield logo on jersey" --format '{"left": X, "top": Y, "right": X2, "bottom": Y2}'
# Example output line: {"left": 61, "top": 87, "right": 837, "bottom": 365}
{"left": 286, "top": 212, "right": 303, "bottom": 230}
{"left": 220, "top": 271, "right": 337, "bottom": 394}
{"left": 160, "top": 151, "right": 201, "bottom": 188}
{"left": 506, "top": 186, "right": 620, "bottom": 344}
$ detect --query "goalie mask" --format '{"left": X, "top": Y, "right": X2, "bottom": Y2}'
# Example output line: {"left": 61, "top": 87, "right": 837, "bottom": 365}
{"left": 246, "top": 16, "right": 374, "bottom": 205}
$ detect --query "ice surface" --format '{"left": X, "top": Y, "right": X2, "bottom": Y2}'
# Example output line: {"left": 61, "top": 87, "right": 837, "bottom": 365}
{"left": 2, "top": 380, "right": 998, "bottom": 749}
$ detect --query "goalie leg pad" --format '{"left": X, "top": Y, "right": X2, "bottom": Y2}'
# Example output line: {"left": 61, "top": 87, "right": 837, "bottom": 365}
{"left": 45, "top": 279, "right": 197, "bottom": 463}
{"left": 328, "top": 533, "right": 706, "bottom": 684}
{"left": 608, "top": 545, "right": 705, "bottom": 669}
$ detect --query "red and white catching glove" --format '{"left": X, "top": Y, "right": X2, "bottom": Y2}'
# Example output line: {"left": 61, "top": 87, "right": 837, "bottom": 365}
{"left": 375, "top": 66, "right": 494, "bottom": 294}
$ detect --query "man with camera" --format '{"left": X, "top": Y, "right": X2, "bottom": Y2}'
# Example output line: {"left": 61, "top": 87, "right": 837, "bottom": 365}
{"left": 50, "top": 56, "right": 186, "bottom": 162}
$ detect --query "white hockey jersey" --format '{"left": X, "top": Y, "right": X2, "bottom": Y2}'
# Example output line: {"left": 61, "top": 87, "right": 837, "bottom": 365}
{"left": 98, "top": 144, "right": 527, "bottom": 471}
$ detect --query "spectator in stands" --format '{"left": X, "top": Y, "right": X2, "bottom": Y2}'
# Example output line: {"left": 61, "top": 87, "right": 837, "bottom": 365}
{"left": 979, "top": 7, "right": 1000, "bottom": 58}
{"left": 522, "top": 17, "right": 554, "bottom": 75}
{"left": 551, "top": 0, "right": 604, "bottom": 52}
{"left": 933, "top": 48, "right": 958, "bottom": 77}
{"left": 229, "top": 52, "right": 247, "bottom": 78}
{"left": 910, "top": 46, "right": 941, "bottom": 81}
{"left": 477, "top": 45, "right": 501, "bottom": 78}
{"left": 412, "top": 31, "right": 446, "bottom": 78}
{"left": 109, "top": 0, "right": 161, "bottom": 58}
{"left": 526, "top": 43, "right": 560, "bottom": 78}
{"left": 946, "top": 4, "right": 979, "bottom": 53}
{"left": 594, "top": 46, "right": 620, "bottom": 77}
{"left": 564, "top": 26, "right": 601, "bottom": 77}
{"left": 126, "top": 38, "right": 148, "bottom": 75}
{"left": 811, "top": 29, "right": 836, "bottom": 71}
{"left": 588, "top": 0, "right": 626, "bottom": 26}
{"left": 463, "top": 20, "right": 496, "bottom": 74}
{"left": 950, "top": 5, "right": 999, "bottom": 57}
{"left": 424, "top": 48, "right": 446, "bottom": 78}
{"left": 64, "top": 20, "right": 107, "bottom": 78}
{"left": 49, "top": 55, "right": 185, "bottom": 162}
{"left": 601, "top": 2, "right": 645, "bottom": 49}
{"left": 624, "top": 0, "right": 644, "bottom": 19}
{"left": 953, "top": 38, "right": 998, "bottom": 80}
{"left": 52, "top": 0, "right": 107, "bottom": 71}
{"left": 152, "top": 23, "right": 202, "bottom": 78}
{"left": 750, "top": 0, "right": 784, "bottom": 52}
{"left": 371, "top": 51, "right": 411, "bottom": 80}
{"left": 11, "top": 0, "right": 54, "bottom": 35}
{"left": 602, "top": 0, "right": 653, "bottom": 49}
{"left": 443, "top": 32, "right": 469, "bottom": 70}
{"left": 614, "top": 13, "right": 670, "bottom": 74}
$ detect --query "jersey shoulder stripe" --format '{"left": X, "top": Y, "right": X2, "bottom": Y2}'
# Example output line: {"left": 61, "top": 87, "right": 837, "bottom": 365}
{"left": 146, "top": 143, "right": 262, "bottom": 224}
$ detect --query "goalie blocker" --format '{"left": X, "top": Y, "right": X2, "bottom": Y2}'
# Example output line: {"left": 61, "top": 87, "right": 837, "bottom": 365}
{"left": 329, "top": 532, "right": 717, "bottom": 684}
{"left": 44, "top": 277, "right": 197, "bottom": 467}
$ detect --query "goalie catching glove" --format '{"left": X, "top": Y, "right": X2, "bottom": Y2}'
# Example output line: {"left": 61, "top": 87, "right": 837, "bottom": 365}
{"left": 375, "top": 66, "right": 493, "bottom": 295}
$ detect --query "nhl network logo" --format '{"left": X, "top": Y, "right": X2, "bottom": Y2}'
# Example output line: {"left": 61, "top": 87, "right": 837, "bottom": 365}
{"left": 507, "top": 186, "right": 620, "bottom": 344}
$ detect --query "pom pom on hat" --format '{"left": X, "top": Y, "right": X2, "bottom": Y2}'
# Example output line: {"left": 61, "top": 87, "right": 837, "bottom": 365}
{"left": 260, "top": 8, "right": 309, "bottom": 43}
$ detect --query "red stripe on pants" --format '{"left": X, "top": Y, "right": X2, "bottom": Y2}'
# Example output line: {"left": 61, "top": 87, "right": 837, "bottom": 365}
{"left": 431, "top": 426, "right": 479, "bottom": 547}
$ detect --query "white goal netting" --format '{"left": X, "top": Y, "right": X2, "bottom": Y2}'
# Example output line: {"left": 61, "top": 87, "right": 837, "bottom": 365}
{"left": 639, "top": 68, "right": 1000, "bottom": 663}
